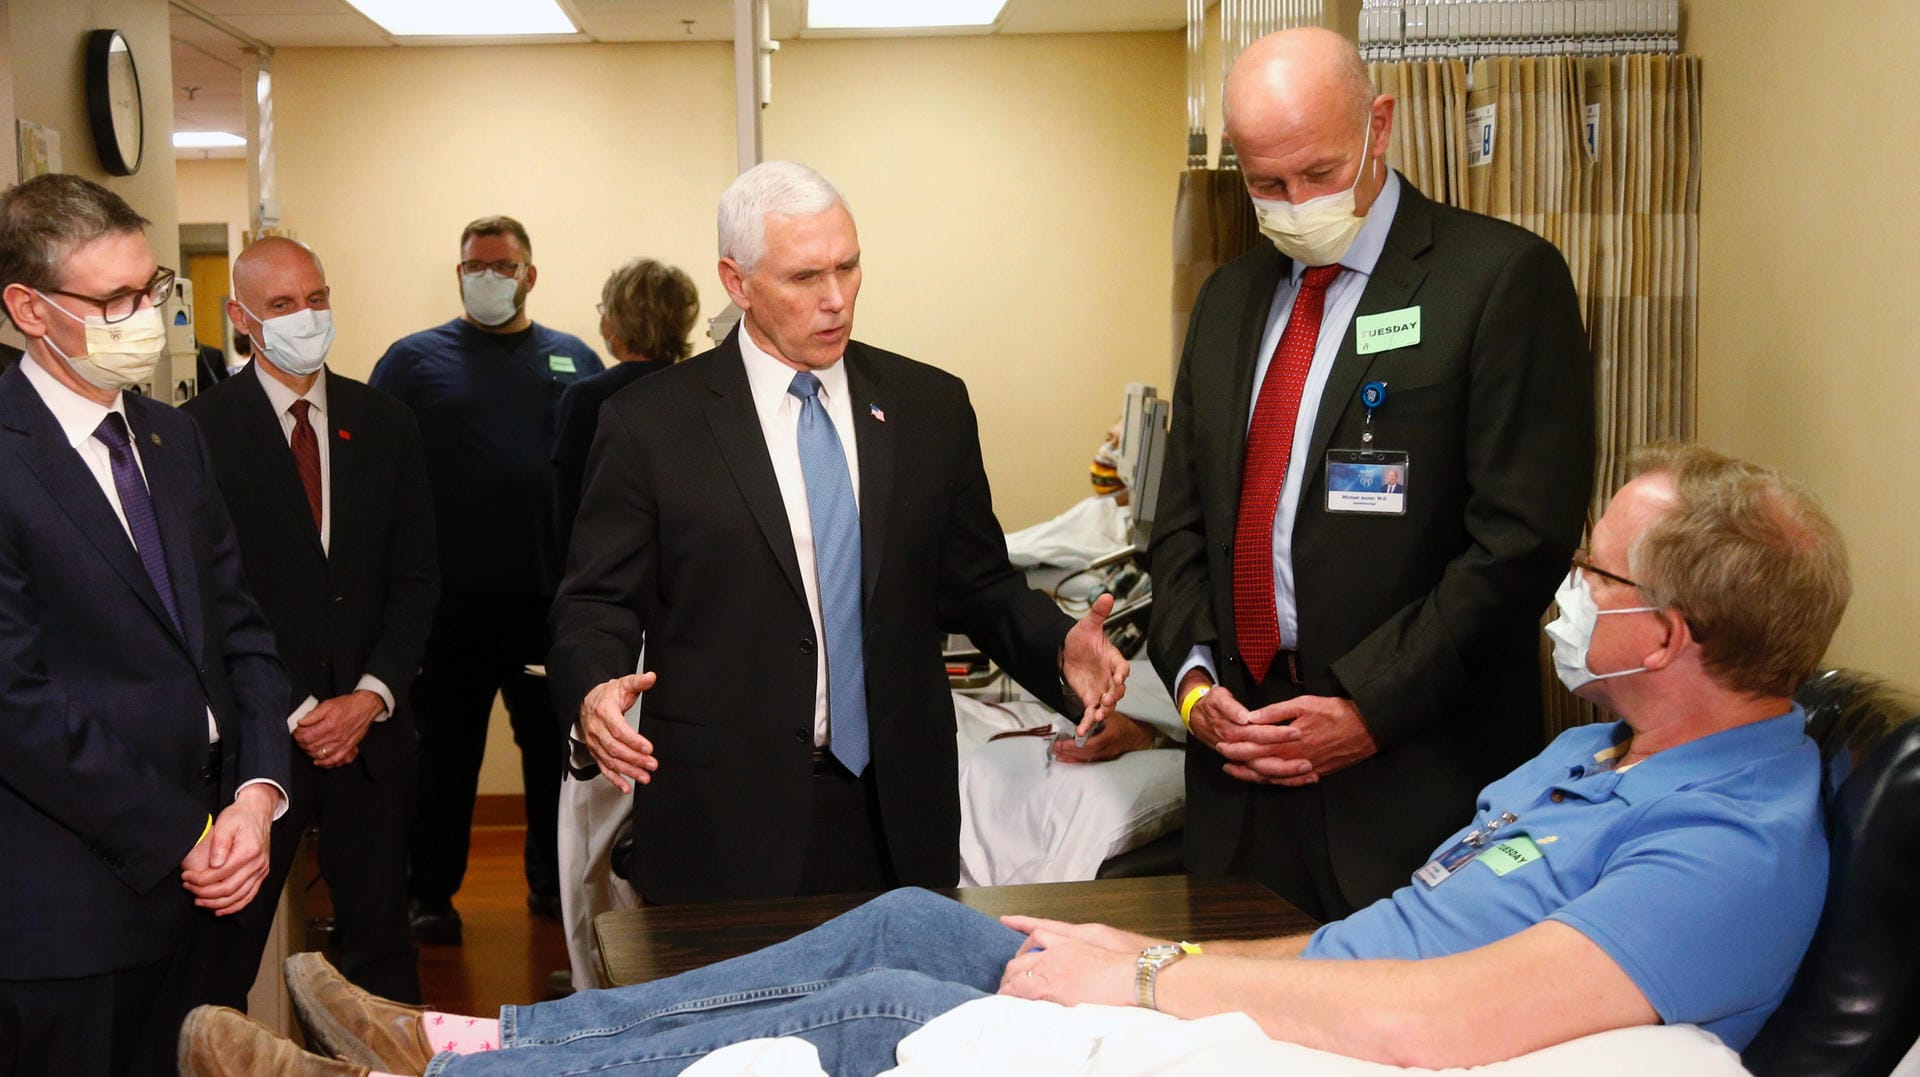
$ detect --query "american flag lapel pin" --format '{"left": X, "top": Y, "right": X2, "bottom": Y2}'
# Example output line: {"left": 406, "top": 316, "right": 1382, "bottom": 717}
{"left": 869, "top": 403, "right": 885, "bottom": 423}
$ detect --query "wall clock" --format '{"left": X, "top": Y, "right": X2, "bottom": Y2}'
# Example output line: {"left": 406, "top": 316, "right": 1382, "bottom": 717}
{"left": 86, "top": 29, "right": 144, "bottom": 176}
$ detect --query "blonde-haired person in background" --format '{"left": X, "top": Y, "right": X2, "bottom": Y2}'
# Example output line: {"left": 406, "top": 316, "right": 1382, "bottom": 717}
{"left": 551, "top": 259, "right": 701, "bottom": 554}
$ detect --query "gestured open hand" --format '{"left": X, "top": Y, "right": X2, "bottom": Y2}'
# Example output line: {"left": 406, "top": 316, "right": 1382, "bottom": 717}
{"left": 1060, "top": 593, "right": 1129, "bottom": 738}
{"left": 580, "top": 671, "right": 658, "bottom": 793}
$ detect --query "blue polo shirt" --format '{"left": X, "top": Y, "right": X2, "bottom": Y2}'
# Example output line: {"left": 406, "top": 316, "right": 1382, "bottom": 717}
{"left": 1303, "top": 707, "right": 1826, "bottom": 1049}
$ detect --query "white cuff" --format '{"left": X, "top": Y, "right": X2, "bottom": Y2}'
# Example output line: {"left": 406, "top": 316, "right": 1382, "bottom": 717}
{"left": 1177, "top": 644, "right": 1219, "bottom": 690}
{"left": 355, "top": 674, "right": 395, "bottom": 722}
{"left": 236, "top": 778, "right": 290, "bottom": 821}
{"left": 285, "top": 695, "right": 319, "bottom": 733}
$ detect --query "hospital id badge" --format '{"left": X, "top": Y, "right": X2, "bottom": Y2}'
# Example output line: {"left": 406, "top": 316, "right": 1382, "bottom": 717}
{"left": 1325, "top": 450, "right": 1409, "bottom": 515}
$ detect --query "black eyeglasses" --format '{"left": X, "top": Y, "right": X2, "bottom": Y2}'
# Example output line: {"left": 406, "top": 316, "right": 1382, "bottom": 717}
{"left": 1572, "top": 547, "right": 1639, "bottom": 589}
{"left": 459, "top": 259, "right": 526, "bottom": 278}
{"left": 42, "top": 266, "right": 176, "bottom": 324}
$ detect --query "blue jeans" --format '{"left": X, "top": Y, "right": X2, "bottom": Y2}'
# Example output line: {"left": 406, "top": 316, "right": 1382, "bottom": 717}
{"left": 427, "top": 888, "right": 1024, "bottom": 1076}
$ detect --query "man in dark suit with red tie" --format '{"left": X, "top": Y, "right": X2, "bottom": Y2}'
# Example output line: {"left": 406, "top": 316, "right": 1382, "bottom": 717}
{"left": 0, "top": 174, "right": 292, "bottom": 1075}
{"left": 184, "top": 237, "right": 439, "bottom": 1005}
{"left": 552, "top": 162, "right": 1130, "bottom": 904}
{"left": 1149, "top": 29, "right": 1593, "bottom": 921}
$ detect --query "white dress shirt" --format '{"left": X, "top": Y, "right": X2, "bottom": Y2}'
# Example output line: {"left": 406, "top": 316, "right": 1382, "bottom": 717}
{"left": 251, "top": 362, "right": 394, "bottom": 727}
{"left": 20, "top": 354, "right": 287, "bottom": 816}
{"left": 1181, "top": 172, "right": 1405, "bottom": 689}
{"left": 737, "top": 326, "right": 861, "bottom": 746}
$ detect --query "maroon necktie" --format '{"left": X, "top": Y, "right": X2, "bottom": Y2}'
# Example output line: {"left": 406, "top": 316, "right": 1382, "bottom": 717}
{"left": 1233, "top": 264, "right": 1342, "bottom": 681}
{"left": 289, "top": 399, "right": 322, "bottom": 531}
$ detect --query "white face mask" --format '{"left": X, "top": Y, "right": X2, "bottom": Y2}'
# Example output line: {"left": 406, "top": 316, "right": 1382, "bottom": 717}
{"left": 1250, "top": 120, "right": 1377, "bottom": 267}
{"left": 241, "top": 303, "right": 334, "bottom": 376}
{"left": 35, "top": 293, "right": 168, "bottom": 391}
{"left": 1544, "top": 568, "right": 1661, "bottom": 693}
{"left": 461, "top": 270, "right": 521, "bottom": 327}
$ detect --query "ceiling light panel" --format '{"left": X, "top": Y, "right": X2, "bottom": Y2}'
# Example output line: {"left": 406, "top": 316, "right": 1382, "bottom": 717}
{"left": 342, "top": 0, "right": 578, "bottom": 37}
{"left": 806, "top": 0, "right": 1009, "bottom": 30}
{"left": 174, "top": 131, "right": 248, "bottom": 148}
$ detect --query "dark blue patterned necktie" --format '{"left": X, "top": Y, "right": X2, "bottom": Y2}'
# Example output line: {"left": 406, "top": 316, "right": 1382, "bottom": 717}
{"left": 93, "top": 412, "right": 182, "bottom": 633}
{"left": 788, "top": 372, "right": 869, "bottom": 775}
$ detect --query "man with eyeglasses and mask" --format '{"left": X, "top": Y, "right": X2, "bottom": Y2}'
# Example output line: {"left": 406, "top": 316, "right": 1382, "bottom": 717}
{"left": 1150, "top": 27, "right": 1594, "bottom": 922}
{"left": 0, "top": 173, "right": 291, "bottom": 1074}
{"left": 184, "top": 237, "right": 440, "bottom": 1009}
{"left": 370, "top": 216, "right": 601, "bottom": 944}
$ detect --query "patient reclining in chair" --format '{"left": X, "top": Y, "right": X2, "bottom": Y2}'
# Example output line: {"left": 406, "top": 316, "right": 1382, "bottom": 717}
{"left": 182, "top": 443, "right": 1849, "bottom": 1075}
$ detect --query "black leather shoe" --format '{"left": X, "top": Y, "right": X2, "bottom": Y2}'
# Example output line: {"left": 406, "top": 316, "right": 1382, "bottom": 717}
{"left": 526, "top": 891, "right": 563, "bottom": 921}
{"left": 407, "top": 900, "right": 462, "bottom": 945}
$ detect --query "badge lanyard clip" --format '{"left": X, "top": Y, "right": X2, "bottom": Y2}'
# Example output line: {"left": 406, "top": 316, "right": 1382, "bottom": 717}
{"left": 1360, "top": 380, "right": 1388, "bottom": 448}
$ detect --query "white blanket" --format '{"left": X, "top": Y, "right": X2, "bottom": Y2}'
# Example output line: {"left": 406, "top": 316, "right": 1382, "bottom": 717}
{"left": 683, "top": 996, "right": 1752, "bottom": 1077}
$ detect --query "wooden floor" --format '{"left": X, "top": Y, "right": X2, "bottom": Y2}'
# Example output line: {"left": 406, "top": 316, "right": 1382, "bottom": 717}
{"left": 412, "top": 824, "right": 571, "bottom": 1017}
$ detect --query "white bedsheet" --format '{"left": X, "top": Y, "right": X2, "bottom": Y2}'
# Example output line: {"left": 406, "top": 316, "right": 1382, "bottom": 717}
{"left": 684, "top": 996, "right": 1752, "bottom": 1077}
{"left": 955, "top": 658, "right": 1187, "bottom": 885}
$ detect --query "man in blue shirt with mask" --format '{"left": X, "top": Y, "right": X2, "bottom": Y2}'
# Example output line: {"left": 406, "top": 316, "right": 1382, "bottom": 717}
{"left": 186, "top": 440, "right": 1848, "bottom": 1074}
{"left": 369, "top": 217, "right": 602, "bottom": 944}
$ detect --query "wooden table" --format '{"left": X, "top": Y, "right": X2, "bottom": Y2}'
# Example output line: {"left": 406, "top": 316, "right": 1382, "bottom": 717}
{"left": 595, "top": 874, "right": 1317, "bottom": 987}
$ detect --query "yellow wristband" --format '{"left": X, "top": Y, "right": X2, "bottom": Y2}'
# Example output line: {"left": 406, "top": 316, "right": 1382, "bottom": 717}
{"left": 1179, "top": 684, "right": 1212, "bottom": 731}
{"left": 196, "top": 813, "right": 213, "bottom": 846}
{"left": 1179, "top": 941, "right": 1203, "bottom": 955}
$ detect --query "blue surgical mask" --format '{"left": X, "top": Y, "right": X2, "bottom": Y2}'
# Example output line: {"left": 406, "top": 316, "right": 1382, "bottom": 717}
{"left": 240, "top": 303, "right": 334, "bottom": 376}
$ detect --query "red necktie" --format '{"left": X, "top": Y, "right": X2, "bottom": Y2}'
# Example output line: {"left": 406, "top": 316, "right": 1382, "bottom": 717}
{"left": 289, "top": 399, "right": 323, "bottom": 531}
{"left": 1233, "top": 264, "right": 1342, "bottom": 681}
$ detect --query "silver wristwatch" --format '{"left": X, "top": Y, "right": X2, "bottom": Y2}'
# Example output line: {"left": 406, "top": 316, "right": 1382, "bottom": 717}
{"left": 1135, "top": 943, "right": 1191, "bottom": 1010}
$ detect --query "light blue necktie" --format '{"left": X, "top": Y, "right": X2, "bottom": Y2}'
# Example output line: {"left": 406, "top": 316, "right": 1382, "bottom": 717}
{"left": 788, "top": 372, "right": 869, "bottom": 775}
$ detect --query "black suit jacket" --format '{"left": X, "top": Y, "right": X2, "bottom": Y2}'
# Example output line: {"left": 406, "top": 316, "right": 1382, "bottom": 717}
{"left": 0, "top": 361, "right": 291, "bottom": 979}
{"left": 183, "top": 364, "right": 439, "bottom": 783}
{"left": 551, "top": 358, "right": 672, "bottom": 557}
{"left": 550, "top": 334, "right": 1072, "bottom": 903}
{"left": 1150, "top": 177, "right": 1594, "bottom": 906}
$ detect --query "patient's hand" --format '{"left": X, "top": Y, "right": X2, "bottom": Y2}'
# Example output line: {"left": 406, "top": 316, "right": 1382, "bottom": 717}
{"left": 1051, "top": 712, "right": 1158, "bottom": 764}
{"left": 580, "top": 671, "right": 658, "bottom": 794}
{"left": 996, "top": 918, "right": 1144, "bottom": 1007}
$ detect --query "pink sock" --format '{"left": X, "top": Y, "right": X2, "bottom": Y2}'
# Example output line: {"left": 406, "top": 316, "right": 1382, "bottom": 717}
{"left": 419, "top": 1011, "right": 502, "bottom": 1054}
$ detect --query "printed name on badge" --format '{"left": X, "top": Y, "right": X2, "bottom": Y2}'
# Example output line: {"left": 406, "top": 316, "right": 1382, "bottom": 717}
{"left": 1355, "top": 307, "right": 1422, "bottom": 355}
{"left": 549, "top": 355, "right": 577, "bottom": 374}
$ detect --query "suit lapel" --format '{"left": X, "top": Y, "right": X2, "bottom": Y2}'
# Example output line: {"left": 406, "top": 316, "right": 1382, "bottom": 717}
{"left": 122, "top": 402, "right": 205, "bottom": 664}
{"left": 323, "top": 370, "right": 356, "bottom": 566}
{"left": 234, "top": 363, "right": 326, "bottom": 558}
{"left": 841, "top": 345, "right": 892, "bottom": 606}
{"left": 703, "top": 334, "right": 807, "bottom": 603}
{"left": 1302, "top": 178, "right": 1434, "bottom": 476}
{"left": 1228, "top": 246, "right": 1290, "bottom": 478}
{"left": 0, "top": 368, "right": 191, "bottom": 655}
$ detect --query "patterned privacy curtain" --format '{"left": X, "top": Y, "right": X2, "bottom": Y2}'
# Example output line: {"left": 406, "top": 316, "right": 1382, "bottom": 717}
{"left": 1171, "top": 0, "right": 1325, "bottom": 372}
{"left": 1374, "top": 54, "right": 1702, "bottom": 734}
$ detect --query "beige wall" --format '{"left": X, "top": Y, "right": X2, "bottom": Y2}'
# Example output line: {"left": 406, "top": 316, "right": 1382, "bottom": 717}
{"left": 6, "top": 0, "right": 179, "bottom": 270}
{"left": 270, "top": 32, "right": 1183, "bottom": 530}
{"left": 1690, "top": 0, "right": 1920, "bottom": 681}
{"left": 176, "top": 155, "right": 250, "bottom": 260}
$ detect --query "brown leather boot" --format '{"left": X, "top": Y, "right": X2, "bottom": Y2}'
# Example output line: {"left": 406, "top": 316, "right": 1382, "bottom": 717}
{"left": 178, "top": 1005, "right": 370, "bottom": 1077}
{"left": 285, "top": 952, "right": 435, "bottom": 1072}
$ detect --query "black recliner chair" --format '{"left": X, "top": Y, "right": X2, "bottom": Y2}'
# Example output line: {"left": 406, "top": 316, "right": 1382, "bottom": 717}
{"left": 1744, "top": 669, "right": 1920, "bottom": 1076}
